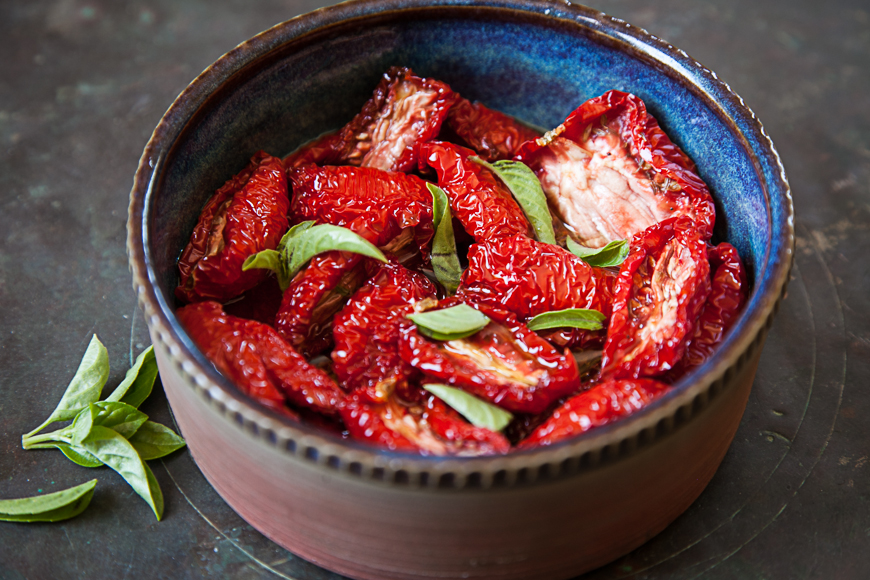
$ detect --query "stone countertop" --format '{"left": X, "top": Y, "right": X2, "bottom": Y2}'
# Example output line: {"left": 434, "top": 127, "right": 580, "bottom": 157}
{"left": 1, "top": 0, "right": 868, "bottom": 578}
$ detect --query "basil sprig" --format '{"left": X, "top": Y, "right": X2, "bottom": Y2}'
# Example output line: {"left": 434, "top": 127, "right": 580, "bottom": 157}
{"left": 244, "top": 221, "right": 387, "bottom": 290}
{"left": 407, "top": 304, "right": 491, "bottom": 341}
{"left": 526, "top": 308, "right": 606, "bottom": 332}
{"left": 0, "top": 479, "right": 97, "bottom": 523}
{"left": 18, "top": 337, "right": 185, "bottom": 521}
{"left": 422, "top": 384, "right": 513, "bottom": 432}
{"left": 427, "top": 183, "right": 463, "bottom": 294}
{"left": 470, "top": 157, "right": 557, "bottom": 245}
{"left": 567, "top": 238, "right": 629, "bottom": 268}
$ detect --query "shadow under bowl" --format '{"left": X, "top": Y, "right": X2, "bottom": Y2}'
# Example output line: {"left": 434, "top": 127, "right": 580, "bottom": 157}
{"left": 127, "top": 1, "right": 794, "bottom": 578}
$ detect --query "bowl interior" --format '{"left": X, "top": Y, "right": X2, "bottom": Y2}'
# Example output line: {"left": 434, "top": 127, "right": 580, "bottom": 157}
{"left": 142, "top": 1, "right": 789, "bottom": 446}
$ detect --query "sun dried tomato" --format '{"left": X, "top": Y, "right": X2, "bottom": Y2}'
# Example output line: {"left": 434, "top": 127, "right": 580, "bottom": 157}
{"left": 519, "top": 379, "right": 670, "bottom": 448}
{"left": 332, "top": 262, "right": 437, "bottom": 397}
{"left": 667, "top": 242, "right": 748, "bottom": 380}
{"left": 222, "top": 275, "right": 284, "bottom": 327}
{"left": 398, "top": 299, "right": 580, "bottom": 414}
{"left": 341, "top": 388, "right": 510, "bottom": 456}
{"left": 283, "top": 131, "right": 343, "bottom": 169}
{"left": 175, "top": 151, "right": 290, "bottom": 304}
{"left": 601, "top": 217, "right": 711, "bottom": 380}
{"left": 516, "top": 90, "right": 715, "bottom": 248}
{"left": 441, "top": 98, "right": 541, "bottom": 162}
{"left": 274, "top": 252, "right": 370, "bottom": 358}
{"left": 289, "top": 164, "right": 434, "bottom": 255}
{"left": 418, "top": 140, "right": 531, "bottom": 241}
{"left": 176, "top": 301, "right": 344, "bottom": 418}
{"left": 330, "top": 66, "right": 459, "bottom": 172}
{"left": 458, "top": 233, "right": 616, "bottom": 348}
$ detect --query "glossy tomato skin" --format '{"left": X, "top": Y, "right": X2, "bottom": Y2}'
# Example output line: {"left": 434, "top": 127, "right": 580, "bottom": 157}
{"left": 458, "top": 234, "right": 616, "bottom": 348}
{"left": 289, "top": 165, "right": 434, "bottom": 253}
{"left": 667, "top": 242, "right": 748, "bottom": 381}
{"left": 398, "top": 298, "right": 580, "bottom": 414}
{"left": 332, "top": 262, "right": 437, "bottom": 396}
{"left": 519, "top": 378, "right": 670, "bottom": 448}
{"left": 418, "top": 140, "right": 531, "bottom": 242}
{"left": 601, "top": 217, "right": 711, "bottom": 380}
{"left": 516, "top": 90, "right": 716, "bottom": 247}
{"left": 176, "top": 301, "right": 344, "bottom": 418}
{"left": 275, "top": 251, "right": 369, "bottom": 358}
{"left": 175, "top": 151, "right": 289, "bottom": 304}
{"left": 341, "top": 388, "right": 510, "bottom": 456}
{"left": 441, "top": 98, "right": 541, "bottom": 162}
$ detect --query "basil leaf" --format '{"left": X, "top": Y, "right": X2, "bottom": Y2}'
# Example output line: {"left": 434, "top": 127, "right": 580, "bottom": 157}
{"left": 105, "top": 345, "right": 158, "bottom": 408}
{"left": 427, "top": 183, "right": 462, "bottom": 294}
{"left": 27, "top": 442, "right": 103, "bottom": 468}
{"left": 407, "top": 304, "right": 490, "bottom": 341}
{"left": 526, "top": 308, "right": 606, "bottom": 332}
{"left": 287, "top": 224, "right": 387, "bottom": 277}
{"left": 242, "top": 249, "right": 287, "bottom": 287}
{"left": 23, "top": 335, "right": 109, "bottom": 440}
{"left": 89, "top": 401, "right": 149, "bottom": 440}
{"left": 128, "top": 421, "right": 186, "bottom": 461}
{"left": 471, "top": 157, "right": 556, "bottom": 245}
{"left": 278, "top": 220, "right": 316, "bottom": 259}
{"left": 567, "top": 238, "right": 629, "bottom": 268}
{"left": 79, "top": 426, "right": 164, "bottom": 520}
{"left": 67, "top": 405, "right": 95, "bottom": 445}
{"left": 0, "top": 479, "right": 98, "bottom": 523}
{"left": 242, "top": 221, "right": 316, "bottom": 290}
{"left": 422, "top": 384, "right": 513, "bottom": 432}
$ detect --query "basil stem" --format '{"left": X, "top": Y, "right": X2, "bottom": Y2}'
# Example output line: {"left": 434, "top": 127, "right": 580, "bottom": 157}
{"left": 407, "top": 304, "right": 491, "bottom": 341}
{"left": 526, "top": 308, "right": 606, "bottom": 332}
{"left": 427, "top": 183, "right": 463, "bottom": 294}
{"left": 0, "top": 479, "right": 98, "bottom": 522}
{"left": 567, "top": 238, "right": 629, "bottom": 268}
{"left": 23, "top": 335, "right": 109, "bottom": 441}
{"left": 422, "top": 384, "right": 513, "bottom": 432}
{"left": 471, "top": 157, "right": 557, "bottom": 245}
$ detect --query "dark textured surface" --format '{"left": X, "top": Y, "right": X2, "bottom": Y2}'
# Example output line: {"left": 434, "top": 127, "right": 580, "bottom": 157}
{"left": 0, "top": 0, "right": 867, "bottom": 578}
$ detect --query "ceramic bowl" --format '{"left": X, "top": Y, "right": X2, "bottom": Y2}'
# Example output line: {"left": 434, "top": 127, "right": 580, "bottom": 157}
{"left": 127, "top": 0, "right": 794, "bottom": 578}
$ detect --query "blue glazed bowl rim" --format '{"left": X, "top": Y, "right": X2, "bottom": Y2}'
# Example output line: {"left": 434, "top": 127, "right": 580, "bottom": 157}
{"left": 128, "top": 0, "right": 794, "bottom": 488}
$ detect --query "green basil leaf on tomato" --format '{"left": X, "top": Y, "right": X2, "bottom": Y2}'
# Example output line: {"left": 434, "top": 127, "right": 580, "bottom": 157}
{"left": 566, "top": 238, "right": 629, "bottom": 268}
{"left": 470, "top": 157, "right": 556, "bottom": 245}
{"left": 422, "top": 384, "right": 513, "bottom": 432}
{"left": 427, "top": 183, "right": 463, "bottom": 294}
{"left": 407, "top": 304, "right": 491, "bottom": 341}
{"left": 287, "top": 224, "right": 387, "bottom": 278}
{"left": 526, "top": 308, "right": 606, "bottom": 332}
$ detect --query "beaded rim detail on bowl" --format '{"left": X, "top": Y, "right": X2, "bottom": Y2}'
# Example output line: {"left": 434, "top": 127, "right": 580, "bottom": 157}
{"left": 127, "top": 0, "right": 794, "bottom": 490}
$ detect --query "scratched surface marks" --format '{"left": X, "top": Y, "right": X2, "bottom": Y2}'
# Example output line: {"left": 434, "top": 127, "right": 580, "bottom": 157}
{"left": 1, "top": 0, "right": 869, "bottom": 578}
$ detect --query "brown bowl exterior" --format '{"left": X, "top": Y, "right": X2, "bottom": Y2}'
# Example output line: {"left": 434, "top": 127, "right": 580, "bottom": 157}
{"left": 153, "top": 338, "right": 765, "bottom": 579}
{"left": 128, "top": 0, "right": 794, "bottom": 578}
